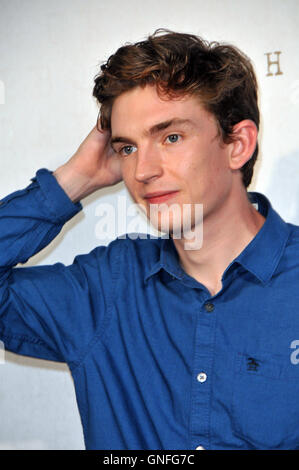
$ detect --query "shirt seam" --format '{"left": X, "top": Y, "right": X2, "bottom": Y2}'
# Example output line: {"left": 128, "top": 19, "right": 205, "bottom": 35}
{"left": 35, "top": 169, "right": 82, "bottom": 224}
{"left": 17, "top": 219, "right": 57, "bottom": 263}
{"left": 207, "top": 305, "right": 218, "bottom": 450}
{"left": 0, "top": 330, "right": 63, "bottom": 355}
{"left": 188, "top": 304, "right": 199, "bottom": 448}
{"left": 68, "top": 241, "right": 121, "bottom": 373}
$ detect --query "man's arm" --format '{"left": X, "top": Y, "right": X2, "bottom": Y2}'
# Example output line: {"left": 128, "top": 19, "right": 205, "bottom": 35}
{"left": 0, "top": 125, "right": 122, "bottom": 365}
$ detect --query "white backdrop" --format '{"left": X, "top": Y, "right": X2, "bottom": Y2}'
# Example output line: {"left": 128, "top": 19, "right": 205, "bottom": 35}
{"left": 0, "top": 0, "right": 298, "bottom": 449}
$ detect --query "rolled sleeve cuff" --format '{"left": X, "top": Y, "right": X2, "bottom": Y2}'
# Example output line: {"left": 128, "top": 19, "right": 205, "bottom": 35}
{"left": 31, "top": 168, "right": 82, "bottom": 223}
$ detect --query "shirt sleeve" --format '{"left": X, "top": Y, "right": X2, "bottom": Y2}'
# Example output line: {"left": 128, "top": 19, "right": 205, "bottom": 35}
{"left": 0, "top": 169, "right": 118, "bottom": 368}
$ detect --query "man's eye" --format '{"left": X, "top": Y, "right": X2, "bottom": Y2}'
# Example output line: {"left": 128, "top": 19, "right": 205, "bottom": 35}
{"left": 120, "top": 145, "right": 137, "bottom": 156}
{"left": 166, "top": 134, "right": 181, "bottom": 143}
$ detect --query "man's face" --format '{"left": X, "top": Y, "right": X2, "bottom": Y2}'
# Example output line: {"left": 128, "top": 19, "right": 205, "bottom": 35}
{"left": 110, "top": 84, "right": 233, "bottom": 236}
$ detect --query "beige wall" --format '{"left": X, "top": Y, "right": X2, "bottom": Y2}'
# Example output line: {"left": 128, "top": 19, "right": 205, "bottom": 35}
{"left": 0, "top": 0, "right": 298, "bottom": 449}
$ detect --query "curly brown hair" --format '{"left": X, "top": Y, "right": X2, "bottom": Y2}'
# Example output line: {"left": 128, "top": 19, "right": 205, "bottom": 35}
{"left": 93, "top": 28, "right": 259, "bottom": 188}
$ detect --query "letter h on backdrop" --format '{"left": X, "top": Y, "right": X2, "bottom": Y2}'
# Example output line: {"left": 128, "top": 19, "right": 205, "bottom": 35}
{"left": 265, "top": 51, "right": 283, "bottom": 77}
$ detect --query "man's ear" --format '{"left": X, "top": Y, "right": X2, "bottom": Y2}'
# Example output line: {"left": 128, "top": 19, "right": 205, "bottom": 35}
{"left": 228, "top": 120, "right": 258, "bottom": 170}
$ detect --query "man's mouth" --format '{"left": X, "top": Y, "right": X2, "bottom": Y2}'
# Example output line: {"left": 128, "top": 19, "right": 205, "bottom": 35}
{"left": 144, "top": 190, "right": 179, "bottom": 204}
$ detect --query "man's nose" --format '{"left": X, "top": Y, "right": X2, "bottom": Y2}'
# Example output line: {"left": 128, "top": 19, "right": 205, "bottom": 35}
{"left": 134, "top": 145, "right": 163, "bottom": 183}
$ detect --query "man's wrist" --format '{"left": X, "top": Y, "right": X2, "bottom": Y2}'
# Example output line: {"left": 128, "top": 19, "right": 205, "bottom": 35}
{"left": 34, "top": 168, "right": 82, "bottom": 221}
{"left": 53, "top": 163, "right": 98, "bottom": 203}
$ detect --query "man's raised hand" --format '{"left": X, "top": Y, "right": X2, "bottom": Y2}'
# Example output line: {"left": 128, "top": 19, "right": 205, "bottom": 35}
{"left": 54, "top": 123, "right": 122, "bottom": 203}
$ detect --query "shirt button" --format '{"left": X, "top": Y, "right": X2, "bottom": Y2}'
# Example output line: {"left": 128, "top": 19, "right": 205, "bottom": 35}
{"left": 204, "top": 302, "right": 214, "bottom": 312}
{"left": 197, "top": 372, "right": 207, "bottom": 383}
{"left": 195, "top": 445, "right": 205, "bottom": 450}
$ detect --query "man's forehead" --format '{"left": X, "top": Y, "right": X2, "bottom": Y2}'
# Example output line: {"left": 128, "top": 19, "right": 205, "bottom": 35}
{"left": 110, "top": 89, "right": 207, "bottom": 137}
{"left": 111, "top": 84, "right": 198, "bottom": 118}
{"left": 110, "top": 117, "right": 198, "bottom": 146}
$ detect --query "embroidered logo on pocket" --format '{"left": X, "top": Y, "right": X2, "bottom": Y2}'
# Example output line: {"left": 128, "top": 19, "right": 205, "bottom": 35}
{"left": 246, "top": 357, "right": 260, "bottom": 372}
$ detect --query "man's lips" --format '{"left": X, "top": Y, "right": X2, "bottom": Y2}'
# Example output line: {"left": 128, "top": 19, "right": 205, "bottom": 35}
{"left": 144, "top": 190, "right": 179, "bottom": 204}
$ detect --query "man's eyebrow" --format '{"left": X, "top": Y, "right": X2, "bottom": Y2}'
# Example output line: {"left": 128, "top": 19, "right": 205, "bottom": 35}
{"left": 110, "top": 118, "right": 195, "bottom": 148}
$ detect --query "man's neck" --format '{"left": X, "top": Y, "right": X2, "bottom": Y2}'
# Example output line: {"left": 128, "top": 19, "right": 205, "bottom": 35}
{"left": 172, "top": 188, "right": 266, "bottom": 297}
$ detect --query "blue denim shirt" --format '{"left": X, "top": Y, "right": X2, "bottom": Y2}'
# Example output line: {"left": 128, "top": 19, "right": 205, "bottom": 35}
{"left": 0, "top": 168, "right": 299, "bottom": 450}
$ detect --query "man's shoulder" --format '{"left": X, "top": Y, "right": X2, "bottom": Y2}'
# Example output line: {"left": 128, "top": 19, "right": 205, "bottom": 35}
{"left": 281, "top": 222, "right": 299, "bottom": 273}
{"left": 111, "top": 232, "right": 164, "bottom": 252}
{"left": 286, "top": 221, "right": 299, "bottom": 246}
{"left": 103, "top": 232, "right": 164, "bottom": 260}
{"left": 70, "top": 233, "right": 163, "bottom": 283}
{"left": 101, "top": 233, "right": 163, "bottom": 274}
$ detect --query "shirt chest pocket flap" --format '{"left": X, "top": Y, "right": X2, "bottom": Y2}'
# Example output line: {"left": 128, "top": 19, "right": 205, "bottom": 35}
{"left": 232, "top": 351, "right": 299, "bottom": 449}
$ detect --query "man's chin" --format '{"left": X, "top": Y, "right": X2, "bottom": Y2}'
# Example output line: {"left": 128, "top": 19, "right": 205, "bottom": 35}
{"left": 149, "top": 217, "right": 203, "bottom": 250}
{"left": 143, "top": 202, "right": 203, "bottom": 245}
{"left": 149, "top": 220, "right": 183, "bottom": 239}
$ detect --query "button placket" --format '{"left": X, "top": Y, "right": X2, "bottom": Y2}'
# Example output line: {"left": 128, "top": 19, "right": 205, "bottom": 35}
{"left": 190, "top": 300, "right": 216, "bottom": 450}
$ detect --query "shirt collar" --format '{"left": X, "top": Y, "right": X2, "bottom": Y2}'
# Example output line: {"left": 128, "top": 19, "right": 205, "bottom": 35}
{"left": 144, "top": 192, "right": 291, "bottom": 285}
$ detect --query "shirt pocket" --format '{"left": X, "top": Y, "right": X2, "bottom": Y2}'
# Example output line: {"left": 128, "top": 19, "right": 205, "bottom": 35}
{"left": 231, "top": 351, "right": 299, "bottom": 449}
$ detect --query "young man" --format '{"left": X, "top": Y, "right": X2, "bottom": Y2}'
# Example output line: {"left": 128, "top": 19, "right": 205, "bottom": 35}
{"left": 1, "top": 29, "right": 299, "bottom": 450}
